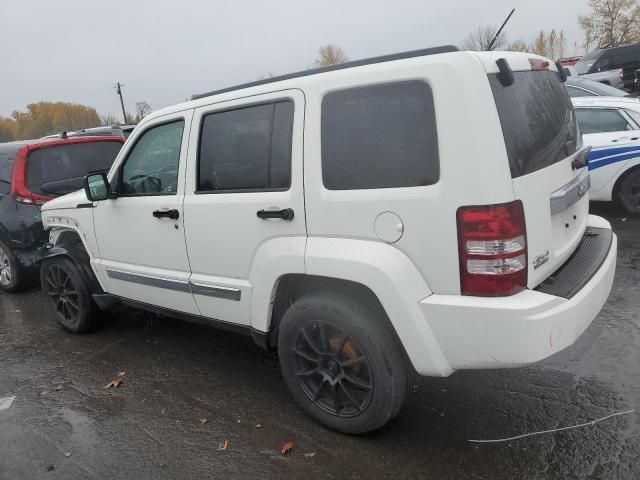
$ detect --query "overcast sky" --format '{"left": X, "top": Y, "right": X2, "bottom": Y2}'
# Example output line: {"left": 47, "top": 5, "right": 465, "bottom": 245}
{"left": 0, "top": 0, "right": 590, "bottom": 120}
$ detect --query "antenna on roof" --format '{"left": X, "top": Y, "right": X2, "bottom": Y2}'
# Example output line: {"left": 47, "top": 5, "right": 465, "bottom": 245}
{"left": 487, "top": 8, "right": 516, "bottom": 51}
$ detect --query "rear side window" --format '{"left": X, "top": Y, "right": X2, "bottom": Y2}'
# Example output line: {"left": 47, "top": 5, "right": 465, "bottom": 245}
{"left": 321, "top": 81, "right": 439, "bottom": 190}
{"left": 198, "top": 101, "right": 294, "bottom": 192}
{"left": 575, "top": 108, "right": 631, "bottom": 134}
{"left": 566, "top": 86, "right": 595, "bottom": 97}
{"left": 27, "top": 141, "right": 122, "bottom": 196}
{"left": 489, "top": 71, "right": 578, "bottom": 178}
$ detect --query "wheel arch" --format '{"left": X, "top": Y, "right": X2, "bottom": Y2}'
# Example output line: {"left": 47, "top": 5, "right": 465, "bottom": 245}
{"left": 254, "top": 237, "right": 453, "bottom": 377}
{"left": 612, "top": 162, "right": 640, "bottom": 203}
{"left": 39, "top": 229, "right": 105, "bottom": 297}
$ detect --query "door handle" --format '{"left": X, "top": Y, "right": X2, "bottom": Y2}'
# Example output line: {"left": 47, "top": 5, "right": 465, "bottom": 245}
{"left": 256, "top": 208, "right": 294, "bottom": 221}
{"left": 153, "top": 209, "right": 180, "bottom": 220}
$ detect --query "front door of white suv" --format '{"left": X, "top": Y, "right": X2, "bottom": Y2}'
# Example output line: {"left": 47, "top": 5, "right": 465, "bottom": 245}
{"left": 574, "top": 106, "right": 640, "bottom": 199}
{"left": 92, "top": 111, "right": 200, "bottom": 315}
{"left": 183, "top": 90, "right": 306, "bottom": 326}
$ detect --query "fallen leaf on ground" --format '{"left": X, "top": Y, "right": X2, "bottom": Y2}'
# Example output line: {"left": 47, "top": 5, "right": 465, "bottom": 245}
{"left": 54, "top": 385, "right": 64, "bottom": 391}
{"left": 104, "top": 378, "right": 124, "bottom": 389}
{"left": 118, "top": 371, "right": 126, "bottom": 377}
{"left": 64, "top": 452, "right": 71, "bottom": 457}
{"left": 281, "top": 441, "right": 294, "bottom": 455}
{"left": 199, "top": 418, "right": 209, "bottom": 424}
{"left": 217, "top": 439, "right": 228, "bottom": 450}
{"left": 304, "top": 452, "right": 316, "bottom": 458}
{"left": 255, "top": 424, "right": 262, "bottom": 429}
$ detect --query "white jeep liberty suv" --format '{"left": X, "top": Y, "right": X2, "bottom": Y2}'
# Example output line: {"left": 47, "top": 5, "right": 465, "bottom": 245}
{"left": 39, "top": 46, "right": 617, "bottom": 434}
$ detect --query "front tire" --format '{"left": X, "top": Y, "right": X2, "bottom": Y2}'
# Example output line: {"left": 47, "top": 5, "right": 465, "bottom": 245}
{"left": 0, "top": 239, "right": 28, "bottom": 293}
{"left": 618, "top": 168, "right": 640, "bottom": 215}
{"left": 278, "top": 292, "right": 408, "bottom": 434}
{"left": 40, "top": 257, "right": 100, "bottom": 333}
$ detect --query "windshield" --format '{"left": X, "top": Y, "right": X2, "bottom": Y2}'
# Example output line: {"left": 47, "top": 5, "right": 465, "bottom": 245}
{"left": 27, "top": 141, "right": 122, "bottom": 196}
{"left": 489, "top": 70, "right": 578, "bottom": 178}
{"left": 575, "top": 50, "right": 602, "bottom": 75}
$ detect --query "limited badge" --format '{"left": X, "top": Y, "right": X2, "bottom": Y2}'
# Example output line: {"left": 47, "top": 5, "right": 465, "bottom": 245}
{"left": 533, "top": 249, "right": 550, "bottom": 270}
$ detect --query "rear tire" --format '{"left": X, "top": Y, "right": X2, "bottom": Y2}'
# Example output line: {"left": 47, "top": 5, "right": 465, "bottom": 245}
{"left": 0, "top": 239, "right": 29, "bottom": 293}
{"left": 278, "top": 292, "right": 408, "bottom": 434}
{"left": 617, "top": 168, "right": 640, "bottom": 215}
{"left": 40, "top": 257, "right": 101, "bottom": 333}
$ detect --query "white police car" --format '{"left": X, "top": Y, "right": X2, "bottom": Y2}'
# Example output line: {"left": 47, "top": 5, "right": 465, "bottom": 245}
{"left": 573, "top": 96, "right": 640, "bottom": 214}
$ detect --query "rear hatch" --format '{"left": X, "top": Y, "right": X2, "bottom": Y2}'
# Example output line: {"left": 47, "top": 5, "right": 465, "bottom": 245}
{"left": 488, "top": 60, "right": 589, "bottom": 288}
{"left": 19, "top": 138, "right": 123, "bottom": 204}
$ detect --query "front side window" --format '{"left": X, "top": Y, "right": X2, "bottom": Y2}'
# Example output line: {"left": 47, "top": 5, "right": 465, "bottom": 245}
{"left": 575, "top": 108, "right": 631, "bottom": 134}
{"left": 198, "top": 101, "right": 294, "bottom": 192}
{"left": 121, "top": 120, "right": 184, "bottom": 196}
{"left": 321, "top": 81, "right": 439, "bottom": 190}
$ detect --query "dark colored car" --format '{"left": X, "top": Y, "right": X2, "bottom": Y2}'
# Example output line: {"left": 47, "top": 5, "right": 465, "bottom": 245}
{"left": 565, "top": 77, "right": 631, "bottom": 97}
{"left": 0, "top": 136, "right": 124, "bottom": 292}
{"left": 575, "top": 43, "right": 640, "bottom": 90}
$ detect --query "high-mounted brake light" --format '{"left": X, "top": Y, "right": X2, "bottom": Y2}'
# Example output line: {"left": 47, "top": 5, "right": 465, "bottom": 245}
{"left": 457, "top": 201, "right": 527, "bottom": 296}
{"left": 529, "top": 58, "right": 550, "bottom": 71}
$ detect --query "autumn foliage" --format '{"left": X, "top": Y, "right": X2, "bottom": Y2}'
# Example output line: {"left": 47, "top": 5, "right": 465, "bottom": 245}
{"left": 2, "top": 101, "right": 101, "bottom": 141}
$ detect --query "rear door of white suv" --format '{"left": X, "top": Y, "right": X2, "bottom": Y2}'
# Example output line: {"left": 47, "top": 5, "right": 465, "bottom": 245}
{"left": 182, "top": 90, "right": 306, "bottom": 326}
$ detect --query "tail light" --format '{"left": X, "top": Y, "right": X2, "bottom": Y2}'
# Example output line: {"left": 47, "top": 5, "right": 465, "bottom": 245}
{"left": 457, "top": 201, "right": 527, "bottom": 296}
{"left": 10, "top": 147, "right": 53, "bottom": 205}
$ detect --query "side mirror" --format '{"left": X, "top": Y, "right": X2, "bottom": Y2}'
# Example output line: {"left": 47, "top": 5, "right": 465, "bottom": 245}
{"left": 84, "top": 172, "right": 112, "bottom": 201}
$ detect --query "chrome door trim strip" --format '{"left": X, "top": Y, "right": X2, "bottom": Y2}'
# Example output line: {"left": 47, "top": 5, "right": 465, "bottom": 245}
{"left": 550, "top": 169, "right": 591, "bottom": 216}
{"left": 190, "top": 282, "right": 242, "bottom": 301}
{"left": 106, "top": 268, "right": 191, "bottom": 293}
{"left": 106, "top": 268, "right": 242, "bottom": 301}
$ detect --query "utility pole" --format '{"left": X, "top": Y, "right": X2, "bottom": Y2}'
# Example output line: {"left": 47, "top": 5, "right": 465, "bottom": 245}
{"left": 488, "top": 8, "right": 516, "bottom": 51}
{"left": 115, "top": 82, "right": 128, "bottom": 124}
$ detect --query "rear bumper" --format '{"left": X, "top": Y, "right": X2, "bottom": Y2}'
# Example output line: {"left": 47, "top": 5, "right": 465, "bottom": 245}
{"left": 419, "top": 215, "right": 616, "bottom": 373}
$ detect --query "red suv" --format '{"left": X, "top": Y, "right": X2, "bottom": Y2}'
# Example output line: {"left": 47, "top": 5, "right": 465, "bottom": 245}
{"left": 0, "top": 135, "right": 124, "bottom": 292}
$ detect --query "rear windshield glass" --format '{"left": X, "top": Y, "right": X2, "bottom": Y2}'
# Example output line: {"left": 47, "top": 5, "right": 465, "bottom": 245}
{"left": 27, "top": 141, "right": 122, "bottom": 196}
{"left": 575, "top": 50, "right": 602, "bottom": 75}
{"left": 489, "top": 71, "right": 578, "bottom": 178}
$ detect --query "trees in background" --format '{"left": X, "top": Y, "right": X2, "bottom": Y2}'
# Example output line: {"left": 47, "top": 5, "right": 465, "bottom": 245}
{"left": 315, "top": 44, "right": 348, "bottom": 67}
{"left": 460, "top": 25, "right": 508, "bottom": 51}
{"left": 133, "top": 102, "right": 152, "bottom": 123}
{"left": 0, "top": 117, "right": 17, "bottom": 142}
{"left": 530, "top": 30, "right": 567, "bottom": 59}
{"left": 579, "top": 0, "right": 640, "bottom": 49}
{"left": 10, "top": 102, "right": 101, "bottom": 140}
{"left": 460, "top": 25, "right": 568, "bottom": 59}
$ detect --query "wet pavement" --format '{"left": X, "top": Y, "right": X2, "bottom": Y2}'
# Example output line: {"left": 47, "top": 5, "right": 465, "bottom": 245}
{"left": 0, "top": 203, "right": 639, "bottom": 480}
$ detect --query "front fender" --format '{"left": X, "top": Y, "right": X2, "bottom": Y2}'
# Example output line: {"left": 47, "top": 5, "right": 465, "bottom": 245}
{"left": 305, "top": 238, "right": 451, "bottom": 377}
{"left": 38, "top": 243, "right": 104, "bottom": 297}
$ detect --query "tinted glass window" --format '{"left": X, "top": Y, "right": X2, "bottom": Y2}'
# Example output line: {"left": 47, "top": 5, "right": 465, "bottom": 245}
{"left": 575, "top": 50, "right": 602, "bottom": 74}
{"left": 0, "top": 153, "right": 12, "bottom": 182}
{"left": 321, "top": 82, "right": 439, "bottom": 190}
{"left": 625, "top": 109, "right": 640, "bottom": 127}
{"left": 27, "top": 141, "right": 122, "bottom": 197}
{"left": 198, "top": 101, "right": 293, "bottom": 191}
{"left": 575, "top": 108, "right": 630, "bottom": 134}
{"left": 489, "top": 71, "right": 578, "bottom": 178}
{"left": 121, "top": 121, "right": 184, "bottom": 196}
{"left": 566, "top": 86, "right": 594, "bottom": 97}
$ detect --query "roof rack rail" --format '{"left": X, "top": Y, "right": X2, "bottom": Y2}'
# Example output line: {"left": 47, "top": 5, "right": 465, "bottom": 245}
{"left": 193, "top": 44, "right": 459, "bottom": 100}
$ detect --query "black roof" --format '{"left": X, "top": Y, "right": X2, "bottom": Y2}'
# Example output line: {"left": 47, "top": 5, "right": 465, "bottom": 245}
{"left": 194, "top": 45, "right": 459, "bottom": 100}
